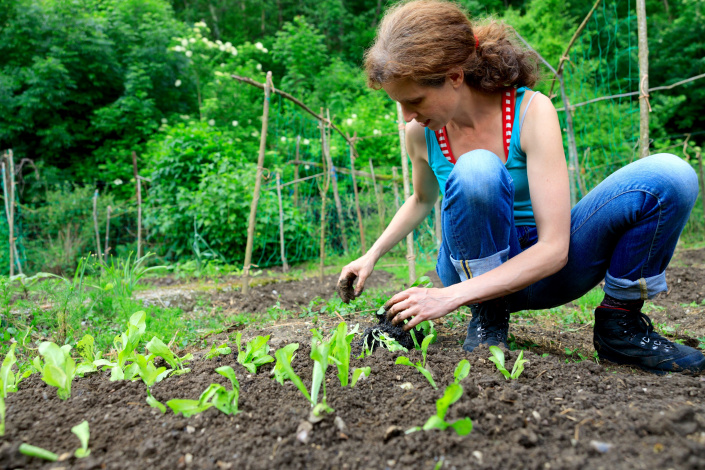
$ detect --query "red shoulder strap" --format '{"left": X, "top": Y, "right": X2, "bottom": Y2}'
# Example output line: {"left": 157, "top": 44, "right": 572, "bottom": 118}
{"left": 434, "top": 87, "right": 516, "bottom": 165}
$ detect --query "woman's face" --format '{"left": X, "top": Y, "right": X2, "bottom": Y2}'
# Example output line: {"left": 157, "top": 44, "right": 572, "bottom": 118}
{"left": 382, "top": 76, "right": 460, "bottom": 131}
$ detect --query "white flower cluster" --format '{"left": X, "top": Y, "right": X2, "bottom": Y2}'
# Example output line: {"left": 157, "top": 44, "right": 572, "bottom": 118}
{"left": 170, "top": 22, "right": 237, "bottom": 58}
{"left": 255, "top": 42, "right": 269, "bottom": 53}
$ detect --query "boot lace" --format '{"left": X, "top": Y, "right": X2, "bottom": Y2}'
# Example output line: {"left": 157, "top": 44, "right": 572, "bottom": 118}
{"left": 616, "top": 311, "right": 675, "bottom": 352}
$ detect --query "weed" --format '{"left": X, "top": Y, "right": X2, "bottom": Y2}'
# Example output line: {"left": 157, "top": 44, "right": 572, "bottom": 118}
{"left": 488, "top": 346, "right": 527, "bottom": 380}
{"left": 564, "top": 347, "right": 589, "bottom": 363}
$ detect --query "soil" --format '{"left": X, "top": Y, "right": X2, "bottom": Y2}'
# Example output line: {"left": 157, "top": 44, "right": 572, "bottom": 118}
{"left": 4, "top": 249, "right": 705, "bottom": 469}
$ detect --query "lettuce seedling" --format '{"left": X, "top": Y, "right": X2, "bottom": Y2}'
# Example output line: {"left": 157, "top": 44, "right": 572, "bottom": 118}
{"left": 0, "top": 379, "right": 5, "bottom": 436}
{"left": 394, "top": 334, "right": 437, "bottom": 389}
{"left": 488, "top": 346, "right": 527, "bottom": 380}
{"left": 329, "top": 322, "right": 357, "bottom": 387}
{"left": 351, "top": 367, "right": 371, "bottom": 387}
{"left": 235, "top": 333, "right": 275, "bottom": 373}
{"left": 358, "top": 328, "right": 408, "bottom": 359}
{"left": 205, "top": 343, "right": 232, "bottom": 360}
{"left": 454, "top": 359, "right": 470, "bottom": 384}
{"left": 74, "top": 334, "right": 108, "bottom": 377}
{"left": 114, "top": 311, "right": 147, "bottom": 371}
{"left": 146, "top": 336, "right": 193, "bottom": 375}
{"left": 407, "top": 383, "right": 473, "bottom": 436}
{"left": 310, "top": 332, "right": 333, "bottom": 416}
{"left": 1, "top": 343, "right": 30, "bottom": 395}
{"left": 167, "top": 367, "right": 241, "bottom": 417}
{"left": 71, "top": 420, "right": 91, "bottom": 458}
{"left": 271, "top": 343, "right": 299, "bottom": 385}
{"left": 34, "top": 342, "right": 76, "bottom": 400}
{"left": 19, "top": 443, "right": 58, "bottom": 461}
{"left": 274, "top": 345, "right": 312, "bottom": 403}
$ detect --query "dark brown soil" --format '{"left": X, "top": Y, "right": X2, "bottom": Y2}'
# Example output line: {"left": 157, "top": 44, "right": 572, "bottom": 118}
{"left": 4, "top": 249, "right": 705, "bottom": 470}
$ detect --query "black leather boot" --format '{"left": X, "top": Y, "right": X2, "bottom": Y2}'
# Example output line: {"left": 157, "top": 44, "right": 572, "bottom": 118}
{"left": 462, "top": 297, "right": 510, "bottom": 352}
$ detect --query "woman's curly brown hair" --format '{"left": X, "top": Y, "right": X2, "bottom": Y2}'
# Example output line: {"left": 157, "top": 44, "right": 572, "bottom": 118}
{"left": 364, "top": 0, "right": 540, "bottom": 92}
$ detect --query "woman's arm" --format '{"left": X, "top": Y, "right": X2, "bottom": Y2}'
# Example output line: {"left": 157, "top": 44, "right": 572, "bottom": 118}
{"left": 338, "top": 120, "right": 440, "bottom": 296}
{"left": 387, "top": 93, "right": 571, "bottom": 327}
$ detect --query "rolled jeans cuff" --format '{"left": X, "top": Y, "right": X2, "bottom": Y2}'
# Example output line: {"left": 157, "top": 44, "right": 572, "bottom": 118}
{"left": 603, "top": 271, "right": 667, "bottom": 300}
{"left": 450, "top": 246, "right": 510, "bottom": 281}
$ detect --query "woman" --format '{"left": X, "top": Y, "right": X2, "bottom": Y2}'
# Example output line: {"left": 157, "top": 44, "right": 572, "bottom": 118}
{"left": 338, "top": 0, "right": 704, "bottom": 374}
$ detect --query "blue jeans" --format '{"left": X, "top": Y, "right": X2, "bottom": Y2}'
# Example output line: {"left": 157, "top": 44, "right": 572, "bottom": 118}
{"left": 436, "top": 150, "right": 698, "bottom": 312}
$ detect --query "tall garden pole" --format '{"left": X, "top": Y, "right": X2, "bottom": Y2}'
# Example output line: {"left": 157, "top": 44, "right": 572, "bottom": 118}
{"left": 348, "top": 133, "right": 366, "bottom": 254}
{"left": 242, "top": 71, "right": 273, "bottom": 294}
{"left": 132, "top": 151, "right": 142, "bottom": 258}
{"left": 396, "top": 102, "right": 416, "bottom": 284}
{"left": 369, "top": 159, "right": 384, "bottom": 231}
{"left": 318, "top": 108, "right": 332, "bottom": 281}
{"left": 2, "top": 159, "right": 12, "bottom": 276}
{"left": 293, "top": 135, "right": 300, "bottom": 206}
{"left": 559, "top": 76, "right": 580, "bottom": 207}
{"left": 276, "top": 172, "right": 289, "bottom": 272}
{"left": 636, "top": 0, "right": 651, "bottom": 158}
{"left": 325, "top": 109, "right": 349, "bottom": 253}
{"left": 104, "top": 206, "right": 111, "bottom": 262}
{"left": 391, "top": 167, "right": 400, "bottom": 212}
{"left": 434, "top": 199, "right": 442, "bottom": 246}
{"left": 92, "top": 189, "right": 103, "bottom": 260}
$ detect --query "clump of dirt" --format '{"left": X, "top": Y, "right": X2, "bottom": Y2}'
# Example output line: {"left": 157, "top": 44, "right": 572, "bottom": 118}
{"left": 357, "top": 306, "right": 426, "bottom": 352}
{"left": 335, "top": 272, "right": 357, "bottom": 304}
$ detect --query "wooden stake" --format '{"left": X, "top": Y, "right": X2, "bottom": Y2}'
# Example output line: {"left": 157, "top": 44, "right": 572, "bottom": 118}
{"left": 325, "top": 109, "right": 349, "bottom": 253}
{"left": 92, "top": 189, "right": 103, "bottom": 260}
{"left": 396, "top": 102, "right": 416, "bottom": 284}
{"left": 2, "top": 159, "right": 12, "bottom": 276}
{"left": 293, "top": 135, "right": 300, "bottom": 206}
{"left": 318, "top": 108, "right": 332, "bottom": 281}
{"left": 276, "top": 172, "right": 289, "bottom": 272}
{"left": 243, "top": 71, "right": 273, "bottom": 295}
{"left": 559, "top": 75, "right": 580, "bottom": 207}
{"left": 392, "top": 167, "right": 401, "bottom": 212}
{"left": 636, "top": 0, "right": 651, "bottom": 158}
{"left": 132, "top": 151, "right": 142, "bottom": 258}
{"left": 104, "top": 205, "right": 111, "bottom": 262}
{"left": 434, "top": 199, "right": 442, "bottom": 246}
{"left": 698, "top": 151, "right": 705, "bottom": 225}
{"left": 348, "top": 133, "right": 366, "bottom": 254}
{"left": 369, "top": 159, "right": 384, "bottom": 232}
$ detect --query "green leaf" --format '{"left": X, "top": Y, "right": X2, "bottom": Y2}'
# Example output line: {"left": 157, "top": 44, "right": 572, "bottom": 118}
{"left": 215, "top": 366, "right": 239, "bottom": 391}
{"left": 0, "top": 380, "right": 5, "bottom": 436}
{"left": 510, "top": 350, "right": 527, "bottom": 379}
{"left": 351, "top": 367, "right": 370, "bottom": 387}
{"left": 421, "top": 334, "right": 435, "bottom": 367}
{"left": 274, "top": 348, "right": 311, "bottom": 403}
{"left": 436, "top": 383, "right": 463, "bottom": 420}
{"left": 19, "top": 443, "right": 58, "bottom": 461}
{"left": 395, "top": 356, "right": 414, "bottom": 367}
{"left": 448, "top": 417, "right": 473, "bottom": 435}
{"left": 488, "top": 346, "right": 506, "bottom": 368}
{"left": 411, "top": 276, "right": 433, "bottom": 288}
{"left": 166, "top": 399, "right": 213, "bottom": 417}
{"left": 76, "top": 335, "right": 96, "bottom": 363}
{"left": 422, "top": 415, "right": 449, "bottom": 431}
{"left": 418, "top": 367, "right": 438, "bottom": 390}
{"left": 146, "top": 394, "right": 166, "bottom": 414}
{"left": 454, "top": 360, "right": 470, "bottom": 384}
{"left": 71, "top": 420, "right": 90, "bottom": 458}
{"left": 271, "top": 343, "right": 299, "bottom": 385}
{"left": 1, "top": 344, "right": 18, "bottom": 396}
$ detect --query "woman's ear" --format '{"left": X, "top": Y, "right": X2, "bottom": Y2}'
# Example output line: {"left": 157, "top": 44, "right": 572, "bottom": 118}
{"left": 448, "top": 68, "right": 465, "bottom": 88}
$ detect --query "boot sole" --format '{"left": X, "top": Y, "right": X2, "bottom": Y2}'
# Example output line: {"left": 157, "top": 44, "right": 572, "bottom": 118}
{"left": 595, "top": 341, "right": 705, "bottom": 375}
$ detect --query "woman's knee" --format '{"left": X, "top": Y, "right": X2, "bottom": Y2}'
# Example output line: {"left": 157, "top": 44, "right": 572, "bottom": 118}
{"left": 646, "top": 153, "right": 699, "bottom": 207}
{"left": 445, "top": 150, "right": 512, "bottom": 203}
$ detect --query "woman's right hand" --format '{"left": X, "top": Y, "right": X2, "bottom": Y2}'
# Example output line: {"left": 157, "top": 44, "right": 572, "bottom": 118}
{"left": 336, "top": 254, "right": 377, "bottom": 303}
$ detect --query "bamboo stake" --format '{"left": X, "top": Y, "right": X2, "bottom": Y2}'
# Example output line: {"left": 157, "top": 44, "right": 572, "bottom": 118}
{"left": 326, "top": 109, "right": 349, "bottom": 253}
{"left": 132, "top": 151, "right": 142, "bottom": 258}
{"left": 369, "top": 159, "right": 384, "bottom": 231}
{"left": 243, "top": 71, "right": 273, "bottom": 295}
{"left": 434, "top": 199, "right": 442, "bottom": 246}
{"left": 92, "top": 189, "right": 103, "bottom": 260}
{"left": 2, "top": 160, "right": 12, "bottom": 276}
{"left": 276, "top": 172, "right": 289, "bottom": 272}
{"left": 636, "top": 0, "right": 650, "bottom": 158}
{"left": 286, "top": 159, "right": 401, "bottom": 181}
{"left": 348, "top": 133, "right": 366, "bottom": 254}
{"left": 5, "top": 151, "right": 21, "bottom": 275}
{"left": 293, "top": 135, "right": 300, "bottom": 206}
{"left": 396, "top": 102, "right": 416, "bottom": 284}
{"left": 104, "top": 205, "right": 111, "bottom": 262}
{"left": 559, "top": 75, "right": 580, "bottom": 207}
{"left": 392, "top": 167, "right": 400, "bottom": 212}
{"left": 698, "top": 152, "right": 705, "bottom": 224}
{"left": 318, "top": 108, "right": 332, "bottom": 281}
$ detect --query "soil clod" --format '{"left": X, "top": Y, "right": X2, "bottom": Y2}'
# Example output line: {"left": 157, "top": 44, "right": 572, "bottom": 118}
{"left": 335, "top": 273, "right": 357, "bottom": 303}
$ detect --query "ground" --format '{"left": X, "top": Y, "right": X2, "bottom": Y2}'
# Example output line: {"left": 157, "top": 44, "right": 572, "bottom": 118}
{"left": 2, "top": 249, "right": 705, "bottom": 469}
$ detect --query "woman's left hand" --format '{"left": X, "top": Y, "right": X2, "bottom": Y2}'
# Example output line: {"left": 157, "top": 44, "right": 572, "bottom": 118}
{"left": 384, "top": 287, "right": 458, "bottom": 330}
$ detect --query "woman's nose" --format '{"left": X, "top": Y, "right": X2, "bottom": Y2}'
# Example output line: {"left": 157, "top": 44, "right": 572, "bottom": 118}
{"left": 401, "top": 105, "right": 417, "bottom": 122}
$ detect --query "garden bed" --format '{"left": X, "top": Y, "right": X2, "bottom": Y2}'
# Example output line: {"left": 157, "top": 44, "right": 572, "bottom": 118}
{"left": 3, "top": 250, "right": 705, "bottom": 470}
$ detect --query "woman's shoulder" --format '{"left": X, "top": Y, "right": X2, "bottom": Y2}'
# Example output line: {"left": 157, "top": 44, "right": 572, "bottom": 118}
{"left": 405, "top": 119, "right": 429, "bottom": 162}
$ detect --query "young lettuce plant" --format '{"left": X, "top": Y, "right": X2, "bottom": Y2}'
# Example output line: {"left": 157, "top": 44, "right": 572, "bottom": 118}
{"left": 309, "top": 331, "right": 334, "bottom": 416}
{"left": 0, "top": 379, "right": 5, "bottom": 436}
{"left": 205, "top": 343, "right": 231, "bottom": 360}
{"left": 19, "top": 443, "right": 58, "bottom": 461}
{"left": 395, "top": 334, "right": 437, "bottom": 389}
{"left": 74, "top": 334, "right": 107, "bottom": 377}
{"left": 488, "top": 346, "right": 527, "bottom": 380}
{"left": 235, "top": 332, "right": 275, "bottom": 373}
{"left": 271, "top": 343, "right": 299, "bottom": 385}
{"left": 358, "top": 329, "right": 408, "bottom": 359}
{"left": 454, "top": 359, "right": 471, "bottom": 384}
{"left": 71, "top": 420, "right": 91, "bottom": 458}
{"left": 351, "top": 367, "right": 371, "bottom": 387}
{"left": 2, "top": 343, "right": 31, "bottom": 395}
{"left": 407, "top": 382, "right": 473, "bottom": 436}
{"left": 145, "top": 336, "right": 193, "bottom": 375}
{"left": 132, "top": 353, "right": 171, "bottom": 413}
{"left": 329, "top": 322, "right": 355, "bottom": 386}
{"left": 33, "top": 342, "right": 77, "bottom": 400}
{"left": 166, "top": 366, "right": 240, "bottom": 417}
{"left": 103, "top": 311, "right": 147, "bottom": 381}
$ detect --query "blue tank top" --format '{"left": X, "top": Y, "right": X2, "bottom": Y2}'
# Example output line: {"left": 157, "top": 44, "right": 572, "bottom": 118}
{"left": 425, "top": 86, "right": 537, "bottom": 226}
